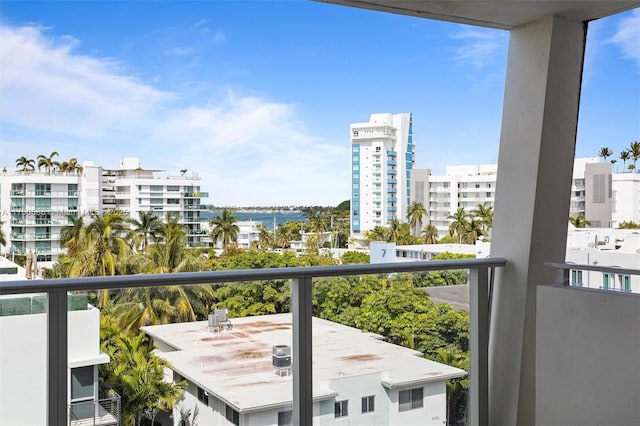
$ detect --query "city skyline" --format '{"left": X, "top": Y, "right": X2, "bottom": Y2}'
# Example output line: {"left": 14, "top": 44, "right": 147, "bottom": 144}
{"left": 1, "top": 2, "right": 638, "bottom": 206}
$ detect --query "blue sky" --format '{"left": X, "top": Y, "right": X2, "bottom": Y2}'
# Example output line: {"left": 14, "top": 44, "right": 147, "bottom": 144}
{"left": 1, "top": 2, "right": 638, "bottom": 206}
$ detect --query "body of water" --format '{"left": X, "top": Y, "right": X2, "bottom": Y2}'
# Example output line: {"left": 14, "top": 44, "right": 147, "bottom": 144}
{"left": 202, "top": 210, "right": 307, "bottom": 230}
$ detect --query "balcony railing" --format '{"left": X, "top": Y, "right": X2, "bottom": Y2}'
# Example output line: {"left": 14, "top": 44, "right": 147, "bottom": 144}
{"left": 68, "top": 394, "right": 121, "bottom": 426}
{"left": 0, "top": 258, "right": 506, "bottom": 426}
{"left": 546, "top": 262, "right": 638, "bottom": 293}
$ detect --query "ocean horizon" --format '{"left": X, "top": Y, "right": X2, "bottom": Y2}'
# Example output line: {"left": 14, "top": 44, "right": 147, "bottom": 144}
{"left": 202, "top": 210, "right": 307, "bottom": 230}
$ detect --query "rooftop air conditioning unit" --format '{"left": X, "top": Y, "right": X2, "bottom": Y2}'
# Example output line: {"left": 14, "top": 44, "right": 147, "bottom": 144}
{"left": 272, "top": 345, "right": 292, "bottom": 368}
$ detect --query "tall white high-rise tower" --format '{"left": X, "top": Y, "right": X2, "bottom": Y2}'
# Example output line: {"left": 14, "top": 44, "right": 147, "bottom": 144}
{"left": 350, "top": 113, "right": 414, "bottom": 247}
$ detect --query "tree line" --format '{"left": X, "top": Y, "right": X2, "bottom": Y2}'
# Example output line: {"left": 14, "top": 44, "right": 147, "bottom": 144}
{"left": 598, "top": 141, "right": 640, "bottom": 172}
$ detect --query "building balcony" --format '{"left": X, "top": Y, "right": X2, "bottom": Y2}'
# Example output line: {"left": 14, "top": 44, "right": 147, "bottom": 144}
{"left": 387, "top": 188, "right": 396, "bottom": 193}
{"left": 0, "top": 259, "right": 506, "bottom": 426}
{"left": 387, "top": 160, "right": 397, "bottom": 166}
{"left": 183, "top": 192, "right": 209, "bottom": 198}
{"left": 386, "top": 150, "right": 397, "bottom": 157}
{"left": 387, "top": 169, "right": 397, "bottom": 176}
{"left": 11, "top": 233, "right": 59, "bottom": 240}
{"left": 68, "top": 394, "right": 121, "bottom": 426}
{"left": 387, "top": 178, "right": 397, "bottom": 184}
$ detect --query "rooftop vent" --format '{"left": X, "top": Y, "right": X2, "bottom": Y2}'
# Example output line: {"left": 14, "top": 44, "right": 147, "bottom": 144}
{"left": 273, "top": 345, "right": 292, "bottom": 376}
{"left": 208, "top": 308, "right": 232, "bottom": 332}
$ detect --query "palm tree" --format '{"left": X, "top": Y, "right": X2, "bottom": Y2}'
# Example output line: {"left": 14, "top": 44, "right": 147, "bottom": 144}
{"left": 406, "top": 201, "right": 428, "bottom": 237}
{"left": 101, "top": 331, "right": 185, "bottom": 426}
{"left": 388, "top": 218, "right": 404, "bottom": 243}
{"left": 257, "top": 225, "right": 275, "bottom": 250}
{"left": 209, "top": 209, "right": 240, "bottom": 251}
{"left": 569, "top": 215, "right": 591, "bottom": 228}
{"left": 364, "top": 226, "right": 390, "bottom": 243}
{"left": 421, "top": 223, "right": 439, "bottom": 244}
{"left": 630, "top": 141, "right": 640, "bottom": 170}
{"left": 128, "top": 210, "right": 161, "bottom": 252}
{"left": 598, "top": 147, "right": 613, "bottom": 162}
{"left": 68, "top": 157, "right": 84, "bottom": 175}
{"left": 447, "top": 207, "right": 468, "bottom": 243}
{"left": 149, "top": 216, "right": 207, "bottom": 273}
{"left": 37, "top": 151, "right": 60, "bottom": 173}
{"left": 620, "top": 150, "right": 631, "bottom": 170}
{"left": 470, "top": 203, "right": 493, "bottom": 235}
{"left": 69, "top": 210, "right": 129, "bottom": 307}
{"left": 462, "top": 217, "right": 486, "bottom": 244}
{"left": 15, "top": 156, "right": 35, "bottom": 172}
{"left": 60, "top": 216, "right": 85, "bottom": 256}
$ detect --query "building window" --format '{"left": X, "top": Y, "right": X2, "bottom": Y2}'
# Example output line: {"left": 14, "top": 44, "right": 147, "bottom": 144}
{"left": 68, "top": 183, "right": 78, "bottom": 196}
{"left": 375, "top": 146, "right": 381, "bottom": 152}
{"left": 35, "top": 183, "right": 51, "bottom": 196}
{"left": 197, "top": 387, "right": 209, "bottom": 405}
{"left": 624, "top": 275, "right": 631, "bottom": 292}
{"left": 335, "top": 400, "right": 349, "bottom": 418}
{"left": 150, "top": 185, "right": 163, "bottom": 191}
{"left": 167, "top": 185, "right": 180, "bottom": 191}
{"left": 362, "top": 395, "right": 375, "bottom": 413}
{"left": 226, "top": 405, "right": 239, "bottom": 425}
{"left": 571, "top": 270, "right": 583, "bottom": 286}
{"left": 71, "top": 366, "right": 94, "bottom": 401}
{"left": 167, "top": 198, "right": 180, "bottom": 204}
{"left": 277, "top": 410, "right": 292, "bottom": 426}
{"left": 399, "top": 387, "right": 423, "bottom": 412}
{"left": 602, "top": 273, "right": 611, "bottom": 290}
{"left": 353, "top": 131, "right": 359, "bottom": 137}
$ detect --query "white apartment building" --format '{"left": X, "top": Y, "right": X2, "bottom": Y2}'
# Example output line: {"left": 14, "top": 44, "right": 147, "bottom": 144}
{"left": 350, "top": 113, "right": 414, "bottom": 248}
{"left": 202, "top": 220, "right": 263, "bottom": 249}
{"left": 411, "top": 157, "right": 640, "bottom": 237}
{"left": 0, "top": 157, "right": 209, "bottom": 268}
{"left": 0, "top": 258, "right": 118, "bottom": 426}
{"left": 142, "top": 313, "right": 464, "bottom": 426}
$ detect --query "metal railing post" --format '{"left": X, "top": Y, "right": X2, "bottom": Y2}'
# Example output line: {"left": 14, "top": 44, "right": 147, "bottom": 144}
{"left": 291, "top": 275, "right": 313, "bottom": 426}
{"left": 469, "top": 267, "right": 489, "bottom": 426}
{"left": 48, "top": 290, "right": 68, "bottom": 426}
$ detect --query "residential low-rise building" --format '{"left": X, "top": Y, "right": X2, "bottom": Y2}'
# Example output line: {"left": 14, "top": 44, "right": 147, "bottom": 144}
{"left": 142, "top": 313, "right": 464, "bottom": 426}
{"left": 0, "top": 258, "right": 118, "bottom": 426}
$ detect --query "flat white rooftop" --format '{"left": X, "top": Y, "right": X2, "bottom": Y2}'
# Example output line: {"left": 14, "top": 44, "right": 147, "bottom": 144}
{"left": 142, "top": 313, "right": 465, "bottom": 412}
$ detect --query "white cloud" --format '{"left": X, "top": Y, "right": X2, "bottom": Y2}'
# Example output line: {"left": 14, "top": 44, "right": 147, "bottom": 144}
{"left": 610, "top": 9, "right": 640, "bottom": 69}
{"left": 450, "top": 27, "right": 508, "bottom": 69}
{"left": 0, "top": 25, "right": 168, "bottom": 139}
{"left": 0, "top": 25, "right": 348, "bottom": 206}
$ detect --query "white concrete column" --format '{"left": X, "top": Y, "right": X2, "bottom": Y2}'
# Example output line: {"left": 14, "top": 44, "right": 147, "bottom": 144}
{"left": 489, "top": 15, "right": 586, "bottom": 426}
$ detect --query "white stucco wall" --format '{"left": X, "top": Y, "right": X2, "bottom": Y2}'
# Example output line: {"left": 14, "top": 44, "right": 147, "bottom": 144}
{"left": 0, "top": 303, "right": 107, "bottom": 426}
{"left": 537, "top": 285, "right": 640, "bottom": 425}
{"left": 387, "top": 382, "right": 447, "bottom": 426}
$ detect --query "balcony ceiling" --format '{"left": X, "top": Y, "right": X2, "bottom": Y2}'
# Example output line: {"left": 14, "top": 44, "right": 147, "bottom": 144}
{"left": 316, "top": 1, "right": 640, "bottom": 29}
